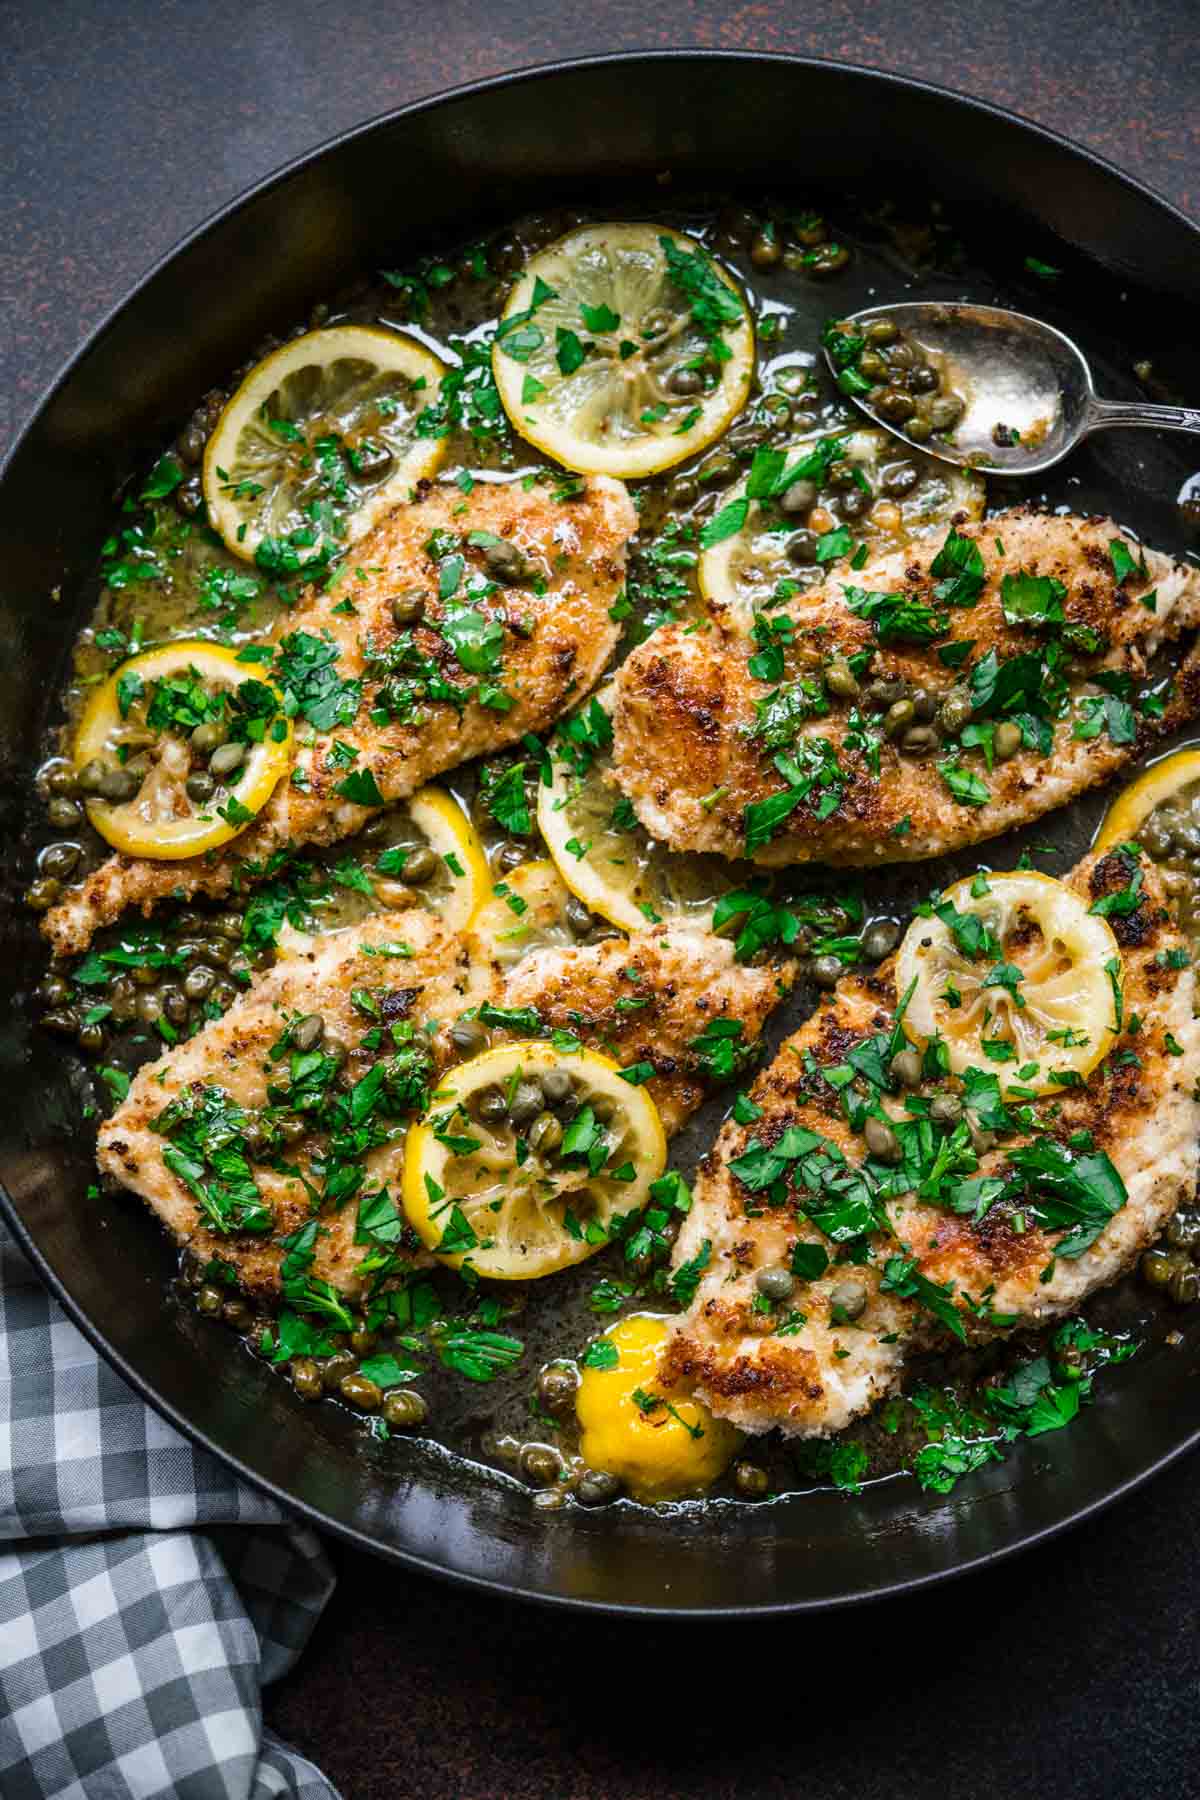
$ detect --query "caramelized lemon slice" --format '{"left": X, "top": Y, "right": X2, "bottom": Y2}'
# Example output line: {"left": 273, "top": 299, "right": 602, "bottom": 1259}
{"left": 699, "top": 426, "right": 985, "bottom": 620}
{"left": 203, "top": 325, "right": 447, "bottom": 562}
{"left": 575, "top": 1314, "right": 743, "bottom": 1502}
{"left": 895, "top": 872, "right": 1120, "bottom": 1094}
{"left": 403, "top": 1041, "right": 666, "bottom": 1280}
{"left": 1094, "top": 748, "right": 1200, "bottom": 853}
{"left": 493, "top": 224, "right": 754, "bottom": 478}
{"left": 74, "top": 641, "right": 292, "bottom": 859}
{"left": 537, "top": 685, "right": 752, "bottom": 933}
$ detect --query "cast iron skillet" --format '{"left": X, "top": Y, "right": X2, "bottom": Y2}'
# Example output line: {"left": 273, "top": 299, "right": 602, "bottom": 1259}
{"left": 4, "top": 52, "right": 1200, "bottom": 1616}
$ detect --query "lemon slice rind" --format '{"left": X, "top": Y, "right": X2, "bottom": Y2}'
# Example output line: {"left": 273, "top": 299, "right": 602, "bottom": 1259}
{"left": 403, "top": 1040, "right": 667, "bottom": 1280}
{"left": 468, "top": 859, "right": 574, "bottom": 968}
{"left": 895, "top": 871, "right": 1120, "bottom": 1095}
{"left": 1094, "top": 748, "right": 1200, "bottom": 853}
{"left": 74, "top": 640, "right": 292, "bottom": 860}
{"left": 493, "top": 224, "right": 754, "bottom": 479}
{"left": 203, "top": 325, "right": 448, "bottom": 562}
{"left": 402, "top": 786, "right": 491, "bottom": 933}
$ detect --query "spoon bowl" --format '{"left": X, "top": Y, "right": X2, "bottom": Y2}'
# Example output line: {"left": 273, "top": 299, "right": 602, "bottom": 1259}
{"left": 830, "top": 301, "right": 1200, "bottom": 477}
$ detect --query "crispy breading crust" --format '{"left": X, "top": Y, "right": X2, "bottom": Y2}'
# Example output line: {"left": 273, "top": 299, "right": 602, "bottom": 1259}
{"left": 612, "top": 509, "right": 1200, "bottom": 866}
{"left": 662, "top": 849, "right": 1200, "bottom": 1436}
{"left": 45, "top": 475, "right": 636, "bottom": 956}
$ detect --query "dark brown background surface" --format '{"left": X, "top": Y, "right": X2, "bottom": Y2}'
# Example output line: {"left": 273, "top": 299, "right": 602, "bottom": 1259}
{"left": 4, "top": 3, "right": 1200, "bottom": 1796}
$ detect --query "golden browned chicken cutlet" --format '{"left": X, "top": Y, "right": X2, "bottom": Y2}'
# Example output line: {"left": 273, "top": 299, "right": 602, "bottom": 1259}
{"left": 661, "top": 847, "right": 1200, "bottom": 1436}
{"left": 98, "top": 915, "right": 787, "bottom": 1301}
{"left": 46, "top": 475, "right": 635, "bottom": 956}
{"left": 612, "top": 509, "right": 1200, "bottom": 866}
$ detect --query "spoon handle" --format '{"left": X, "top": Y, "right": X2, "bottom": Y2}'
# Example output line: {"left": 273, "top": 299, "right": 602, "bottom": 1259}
{"left": 1089, "top": 395, "right": 1200, "bottom": 437}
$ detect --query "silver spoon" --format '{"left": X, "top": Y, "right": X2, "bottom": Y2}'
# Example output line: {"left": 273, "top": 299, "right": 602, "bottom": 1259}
{"left": 825, "top": 301, "right": 1200, "bottom": 478}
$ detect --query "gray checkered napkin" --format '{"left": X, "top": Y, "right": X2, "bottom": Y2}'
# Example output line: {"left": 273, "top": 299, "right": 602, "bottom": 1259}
{"left": 0, "top": 1220, "right": 342, "bottom": 1799}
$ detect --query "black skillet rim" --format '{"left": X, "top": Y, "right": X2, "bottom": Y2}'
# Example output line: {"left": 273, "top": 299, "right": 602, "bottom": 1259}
{"left": 3, "top": 48, "right": 1199, "bottom": 1617}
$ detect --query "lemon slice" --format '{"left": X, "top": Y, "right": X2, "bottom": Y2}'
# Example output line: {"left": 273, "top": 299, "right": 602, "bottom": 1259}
{"left": 699, "top": 426, "right": 985, "bottom": 619}
{"left": 74, "top": 641, "right": 292, "bottom": 859}
{"left": 1095, "top": 748, "right": 1200, "bottom": 853}
{"left": 392, "top": 787, "right": 491, "bottom": 932}
{"left": 575, "top": 1314, "right": 743, "bottom": 1502}
{"left": 469, "top": 859, "right": 574, "bottom": 969}
{"left": 203, "top": 326, "right": 447, "bottom": 562}
{"left": 895, "top": 872, "right": 1120, "bottom": 1094}
{"left": 537, "top": 685, "right": 753, "bottom": 933}
{"left": 403, "top": 1041, "right": 667, "bottom": 1280}
{"left": 493, "top": 224, "right": 754, "bottom": 478}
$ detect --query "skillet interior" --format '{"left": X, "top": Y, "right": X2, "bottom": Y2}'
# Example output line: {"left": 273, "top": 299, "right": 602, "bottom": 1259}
{"left": 3, "top": 52, "right": 1200, "bottom": 1614}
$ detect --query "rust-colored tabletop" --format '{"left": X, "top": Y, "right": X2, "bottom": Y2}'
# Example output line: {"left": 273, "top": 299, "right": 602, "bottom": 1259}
{"left": 5, "top": 3, "right": 1200, "bottom": 1797}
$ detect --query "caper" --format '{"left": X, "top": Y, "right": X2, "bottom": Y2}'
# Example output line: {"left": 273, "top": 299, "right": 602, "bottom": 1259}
{"left": 339, "top": 1373, "right": 382, "bottom": 1412}
{"left": 668, "top": 365, "right": 704, "bottom": 396}
{"left": 209, "top": 741, "right": 246, "bottom": 778}
{"left": 864, "top": 1115, "right": 902, "bottom": 1163}
{"left": 881, "top": 461, "right": 919, "bottom": 497}
{"left": 47, "top": 796, "right": 82, "bottom": 830}
{"left": 449, "top": 1015, "right": 489, "bottom": 1057}
{"left": 76, "top": 758, "right": 107, "bottom": 795}
{"left": 830, "top": 1280, "right": 868, "bottom": 1320}
{"left": 391, "top": 588, "right": 426, "bottom": 627}
{"left": 401, "top": 845, "right": 437, "bottom": 884}
{"left": 196, "top": 1284, "right": 225, "bottom": 1318}
{"left": 883, "top": 698, "right": 916, "bottom": 739}
{"left": 668, "top": 475, "right": 699, "bottom": 507}
{"left": 787, "top": 531, "right": 818, "bottom": 567}
{"left": 222, "top": 1298, "right": 252, "bottom": 1332}
{"left": 937, "top": 691, "right": 974, "bottom": 736}
{"left": 1166, "top": 1211, "right": 1200, "bottom": 1251}
{"left": 109, "top": 977, "right": 137, "bottom": 1021}
{"left": 865, "top": 678, "right": 905, "bottom": 708}
{"left": 876, "top": 388, "right": 916, "bottom": 424}
{"left": 477, "top": 1086, "right": 509, "bottom": 1125}
{"left": 779, "top": 478, "right": 817, "bottom": 514}
{"left": 858, "top": 350, "right": 888, "bottom": 382}
{"left": 824, "top": 659, "right": 860, "bottom": 701}
{"left": 291, "top": 1013, "right": 326, "bottom": 1052}
{"left": 37, "top": 974, "right": 73, "bottom": 1007}
{"left": 495, "top": 840, "right": 527, "bottom": 874}
{"left": 734, "top": 1460, "right": 769, "bottom": 1498}
{"left": 46, "top": 765, "right": 78, "bottom": 797}
{"left": 577, "top": 1468, "right": 622, "bottom": 1506}
{"left": 566, "top": 895, "right": 595, "bottom": 936}
{"left": 930, "top": 1092, "right": 964, "bottom": 1126}
{"left": 520, "top": 1443, "right": 562, "bottom": 1487}
{"left": 77, "top": 1022, "right": 106, "bottom": 1054}
{"left": 131, "top": 960, "right": 159, "bottom": 986}
{"left": 481, "top": 537, "right": 530, "bottom": 583}
{"left": 186, "top": 772, "right": 216, "bottom": 803}
{"left": 749, "top": 228, "right": 781, "bottom": 269}
{"left": 509, "top": 1080, "right": 544, "bottom": 1127}
{"left": 994, "top": 720, "right": 1023, "bottom": 762}
{"left": 1141, "top": 1248, "right": 1175, "bottom": 1289}
{"left": 350, "top": 1328, "right": 376, "bottom": 1355}
{"left": 213, "top": 910, "right": 243, "bottom": 940}
{"left": 190, "top": 721, "right": 226, "bottom": 754}
{"left": 928, "top": 394, "right": 965, "bottom": 430}
{"left": 699, "top": 453, "right": 736, "bottom": 485}
{"left": 906, "top": 364, "right": 940, "bottom": 395}
{"left": 98, "top": 766, "right": 142, "bottom": 803}
{"left": 541, "top": 1067, "right": 574, "bottom": 1106}
{"left": 835, "top": 488, "right": 869, "bottom": 520}
{"left": 277, "top": 1115, "right": 307, "bottom": 1147}
{"left": 591, "top": 1096, "right": 616, "bottom": 1124}
{"left": 1168, "top": 1264, "right": 1200, "bottom": 1306}
{"left": 41, "top": 1008, "right": 80, "bottom": 1036}
{"left": 40, "top": 841, "right": 80, "bottom": 880}
{"left": 891, "top": 1047, "right": 923, "bottom": 1088}
{"left": 861, "top": 920, "right": 899, "bottom": 961}
{"left": 807, "top": 953, "right": 841, "bottom": 990}
{"left": 865, "top": 318, "right": 898, "bottom": 345}
{"left": 805, "top": 242, "right": 850, "bottom": 276}
{"left": 160, "top": 984, "right": 188, "bottom": 1025}
{"left": 291, "top": 1358, "right": 324, "bottom": 1401}
{"left": 906, "top": 416, "right": 933, "bottom": 443}
{"left": 241, "top": 1120, "right": 272, "bottom": 1162}
{"left": 383, "top": 1389, "right": 429, "bottom": 1429}
{"left": 1138, "top": 817, "right": 1174, "bottom": 860}
{"left": 25, "top": 876, "right": 60, "bottom": 912}
{"left": 756, "top": 1265, "right": 795, "bottom": 1302}
{"left": 901, "top": 725, "right": 940, "bottom": 757}
{"left": 210, "top": 980, "right": 238, "bottom": 1011}
{"left": 537, "top": 1361, "right": 579, "bottom": 1415}
{"left": 227, "top": 951, "right": 252, "bottom": 983}
{"left": 318, "top": 1351, "right": 357, "bottom": 1393}
{"left": 529, "top": 1112, "right": 563, "bottom": 1155}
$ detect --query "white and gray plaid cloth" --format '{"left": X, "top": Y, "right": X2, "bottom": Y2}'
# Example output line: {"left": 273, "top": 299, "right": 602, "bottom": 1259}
{"left": 0, "top": 1221, "right": 342, "bottom": 1800}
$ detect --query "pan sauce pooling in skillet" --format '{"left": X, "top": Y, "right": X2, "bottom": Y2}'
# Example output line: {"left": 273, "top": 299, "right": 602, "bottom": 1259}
{"left": 28, "top": 194, "right": 1200, "bottom": 1512}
